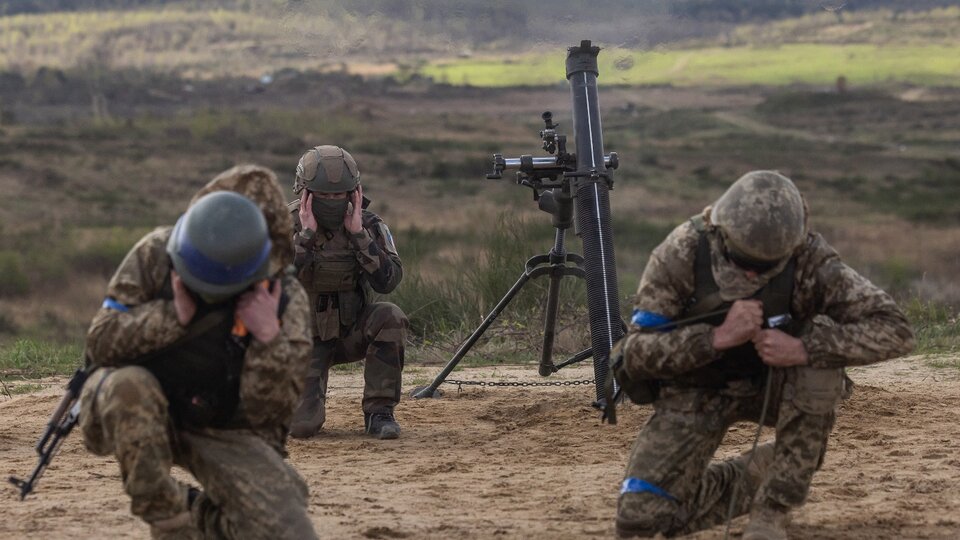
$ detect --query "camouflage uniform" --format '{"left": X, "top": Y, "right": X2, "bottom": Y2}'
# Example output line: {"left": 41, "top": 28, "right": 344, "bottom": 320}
{"left": 615, "top": 214, "right": 915, "bottom": 537}
{"left": 79, "top": 166, "right": 317, "bottom": 539}
{"left": 290, "top": 203, "right": 407, "bottom": 428}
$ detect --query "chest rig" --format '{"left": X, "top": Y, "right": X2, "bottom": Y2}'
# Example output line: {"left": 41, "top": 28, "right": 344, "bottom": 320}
{"left": 300, "top": 230, "right": 365, "bottom": 339}
{"left": 141, "top": 273, "right": 288, "bottom": 428}
{"left": 674, "top": 229, "right": 797, "bottom": 388}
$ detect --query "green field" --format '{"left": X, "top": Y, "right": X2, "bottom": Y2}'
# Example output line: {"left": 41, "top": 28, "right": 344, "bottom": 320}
{"left": 3, "top": 5, "right": 959, "bottom": 87}
{"left": 421, "top": 44, "right": 960, "bottom": 88}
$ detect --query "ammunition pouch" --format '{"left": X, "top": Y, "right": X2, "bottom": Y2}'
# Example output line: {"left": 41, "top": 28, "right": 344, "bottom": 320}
{"left": 313, "top": 289, "right": 365, "bottom": 340}
{"left": 610, "top": 339, "right": 660, "bottom": 405}
{"left": 308, "top": 247, "right": 361, "bottom": 293}
{"left": 337, "top": 289, "right": 363, "bottom": 328}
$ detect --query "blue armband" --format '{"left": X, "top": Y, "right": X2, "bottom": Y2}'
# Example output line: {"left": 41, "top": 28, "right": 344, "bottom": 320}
{"left": 102, "top": 297, "right": 130, "bottom": 313}
{"left": 620, "top": 478, "right": 678, "bottom": 502}
{"left": 631, "top": 309, "right": 673, "bottom": 331}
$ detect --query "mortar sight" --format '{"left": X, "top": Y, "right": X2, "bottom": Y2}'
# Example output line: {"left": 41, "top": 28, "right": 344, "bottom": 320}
{"left": 485, "top": 111, "right": 618, "bottom": 196}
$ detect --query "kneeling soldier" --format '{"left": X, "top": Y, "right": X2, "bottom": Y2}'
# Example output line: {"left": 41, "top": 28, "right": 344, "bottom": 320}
{"left": 80, "top": 166, "right": 317, "bottom": 539}
{"left": 612, "top": 171, "right": 914, "bottom": 539}
{"left": 288, "top": 145, "right": 408, "bottom": 440}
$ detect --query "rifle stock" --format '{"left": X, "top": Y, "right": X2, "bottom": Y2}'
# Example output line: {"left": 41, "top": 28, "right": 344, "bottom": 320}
{"left": 9, "top": 367, "right": 89, "bottom": 500}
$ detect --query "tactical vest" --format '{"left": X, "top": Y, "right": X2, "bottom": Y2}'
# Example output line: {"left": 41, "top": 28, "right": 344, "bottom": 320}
{"left": 673, "top": 230, "right": 797, "bottom": 388}
{"left": 299, "top": 229, "right": 366, "bottom": 338}
{"left": 141, "top": 274, "right": 288, "bottom": 429}
{"left": 309, "top": 245, "right": 361, "bottom": 292}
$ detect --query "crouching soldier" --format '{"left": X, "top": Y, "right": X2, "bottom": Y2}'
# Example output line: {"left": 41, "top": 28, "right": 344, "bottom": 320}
{"left": 612, "top": 171, "right": 915, "bottom": 539}
{"left": 288, "top": 145, "right": 408, "bottom": 440}
{"left": 79, "top": 166, "right": 317, "bottom": 539}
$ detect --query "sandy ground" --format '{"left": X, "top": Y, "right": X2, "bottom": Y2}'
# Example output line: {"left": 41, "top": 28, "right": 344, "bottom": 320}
{"left": 2, "top": 356, "right": 959, "bottom": 539}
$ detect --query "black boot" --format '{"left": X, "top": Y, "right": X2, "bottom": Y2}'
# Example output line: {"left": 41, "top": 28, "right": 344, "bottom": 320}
{"left": 364, "top": 410, "right": 400, "bottom": 440}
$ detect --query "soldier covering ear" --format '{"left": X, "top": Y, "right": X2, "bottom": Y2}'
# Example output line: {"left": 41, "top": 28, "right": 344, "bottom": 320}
{"left": 289, "top": 145, "right": 409, "bottom": 440}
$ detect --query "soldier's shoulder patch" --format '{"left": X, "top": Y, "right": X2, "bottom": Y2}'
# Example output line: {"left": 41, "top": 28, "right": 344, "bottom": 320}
{"left": 376, "top": 222, "right": 398, "bottom": 257}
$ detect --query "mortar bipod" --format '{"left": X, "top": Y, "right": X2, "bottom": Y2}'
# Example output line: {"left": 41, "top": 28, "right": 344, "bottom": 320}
{"left": 411, "top": 189, "right": 591, "bottom": 398}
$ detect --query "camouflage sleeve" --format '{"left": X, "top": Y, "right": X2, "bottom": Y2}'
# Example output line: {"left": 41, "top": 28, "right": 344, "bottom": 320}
{"left": 85, "top": 228, "right": 187, "bottom": 367}
{"left": 238, "top": 275, "right": 312, "bottom": 432}
{"left": 290, "top": 205, "right": 317, "bottom": 271}
{"left": 622, "top": 221, "right": 723, "bottom": 379}
{"left": 293, "top": 228, "right": 317, "bottom": 271}
{"left": 794, "top": 234, "right": 915, "bottom": 368}
{"left": 351, "top": 212, "right": 403, "bottom": 294}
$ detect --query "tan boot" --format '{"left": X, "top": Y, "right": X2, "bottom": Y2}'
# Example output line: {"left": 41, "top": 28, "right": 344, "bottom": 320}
{"left": 743, "top": 504, "right": 790, "bottom": 540}
{"left": 290, "top": 376, "right": 326, "bottom": 439}
{"left": 149, "top": 511, "right": 201, "bottom": 540}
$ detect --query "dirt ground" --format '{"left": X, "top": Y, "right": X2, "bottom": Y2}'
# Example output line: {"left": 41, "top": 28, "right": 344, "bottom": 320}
{"left": 1, "top": 356, "right": 959, "bottom": 539}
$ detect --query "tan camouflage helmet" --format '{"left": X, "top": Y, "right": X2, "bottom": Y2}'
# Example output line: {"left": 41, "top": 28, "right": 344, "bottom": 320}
{"left": 293, "top": 145, "right": 360, "bottom": 195}
{"left": 711, "top": 170, "right": 806, "bottom": 264}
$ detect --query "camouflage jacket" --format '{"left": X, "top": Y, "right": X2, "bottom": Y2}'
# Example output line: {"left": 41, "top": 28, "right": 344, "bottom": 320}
{"left": 85, "top": 166, "right": 312, "bottom": 449}
{"left": 621, "top": 219, "right": 915, "bottom": 380}
{"left": 291, "top": 204, "right": 403, "bottom": 339}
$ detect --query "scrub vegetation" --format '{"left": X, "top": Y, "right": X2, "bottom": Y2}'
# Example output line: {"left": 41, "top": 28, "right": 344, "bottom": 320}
{"left": 1, "top": 2, "right": 959, "bottom": 379}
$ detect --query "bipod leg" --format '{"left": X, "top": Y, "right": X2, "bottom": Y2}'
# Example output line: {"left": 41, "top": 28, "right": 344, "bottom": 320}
{"left": 412, "top": 257, "right": 545, "bottom": 398}
{"left": 538, "top": 264, "right": 564, "bottom": 376}
{"left": 552, "top": 347, "right": 592, "bottom": 371}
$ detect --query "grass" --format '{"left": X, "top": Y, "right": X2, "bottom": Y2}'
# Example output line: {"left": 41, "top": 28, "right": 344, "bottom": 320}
{"left": 819, "top": 166, "right": 960, "bottom": 225}
{"left": 0, "top": 8, "right": 340, "bottom": 76}
{"left": 5, "top": 382, "right": 44, "bottom": 395}
{"left": 420, "top": 44, "right": 960, "bottom": 88}
{"left": 0, "top": 226, "right": 153, "bottom": 296}
{"left": 925, "top": 356, "right": 960, "bottom": 370}
{"left": 903, "top": 299, "right": 960, "bottom": 356}
{"left": 0, "top": 339, "right": 84, "bottom": 378}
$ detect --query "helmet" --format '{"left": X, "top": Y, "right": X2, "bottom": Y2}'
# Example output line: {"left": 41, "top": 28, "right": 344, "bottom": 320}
{"left": 167, "top": 191, "right": 272, "bottom": 301}
{"left": 190, "top": 164, "right": 293, "bottom": 273}
{"left": 711, "top": 171, "right": 805, "bottom": 265}
{"left": 293, "top": 145, "right": 359, "bottom": 195}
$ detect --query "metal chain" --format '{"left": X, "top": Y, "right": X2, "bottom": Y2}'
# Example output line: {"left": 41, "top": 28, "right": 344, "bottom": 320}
{"left": 442, "top": 378, "right": 594, "bottom": 393}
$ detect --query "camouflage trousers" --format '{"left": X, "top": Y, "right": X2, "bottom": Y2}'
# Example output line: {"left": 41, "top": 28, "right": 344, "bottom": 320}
{"left": 79, "top": 366, "right": 317, "bottom": 540}
{"left": 617, "top": 366, "right": 844, "bottom": 537}
{"left": 305, "top": 301, "right": 407, "bottom": 418}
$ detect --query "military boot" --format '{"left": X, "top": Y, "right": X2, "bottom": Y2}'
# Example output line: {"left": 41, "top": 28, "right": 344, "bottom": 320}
{"left": 742, "top": 442, "right": 776, "bottom": 491}
{"left": 290, "top": 376, "right": 326, "bottom": 439}
{"left": 148, "top": 485, "right": 202, "bottom": 540}
{"left": 149, "top": 512, "right": 200, "bottom": 540}
{"left": 743, "top": 504, "right": 790, "bottom": 540}
{"left": 364, "top": 410, "right": 400, "bottom": 440}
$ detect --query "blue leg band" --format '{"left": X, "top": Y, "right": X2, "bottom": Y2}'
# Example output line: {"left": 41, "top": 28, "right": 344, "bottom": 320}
{"left": 620, "top": 478, "right": 678, "bottom": 502}
{"left": 102, "top": 297, "right": 130, "bottom": 312}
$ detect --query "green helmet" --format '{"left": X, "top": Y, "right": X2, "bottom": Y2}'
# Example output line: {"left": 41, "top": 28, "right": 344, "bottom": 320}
{"left": 711, "top": 171, "right": 805, "bottom": 265}
{"left": 293, "top": 145, "right": 360, "bottom": 195}
{"left": 167, "top": 191, "right": 272, "bottom": 302}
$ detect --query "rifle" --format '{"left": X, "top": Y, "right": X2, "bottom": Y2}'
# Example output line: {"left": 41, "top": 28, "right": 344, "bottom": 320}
{"left": 9, "top": 367, "right": 90, "bottom": 500}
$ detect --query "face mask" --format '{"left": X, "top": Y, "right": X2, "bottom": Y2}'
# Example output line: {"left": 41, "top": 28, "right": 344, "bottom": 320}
{"left": 312, "top": 196, "right": 349, "bottom": 232}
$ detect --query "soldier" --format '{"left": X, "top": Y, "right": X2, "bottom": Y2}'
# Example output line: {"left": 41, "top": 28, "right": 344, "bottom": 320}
{"left": 79, "top": 165, "right": 318, "bottom": 539}
{"left": 612, "top": 171, "right": 914, "bottom": 539}
{"left": 288, "top": 145, "right": 408, "bottom": 440}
